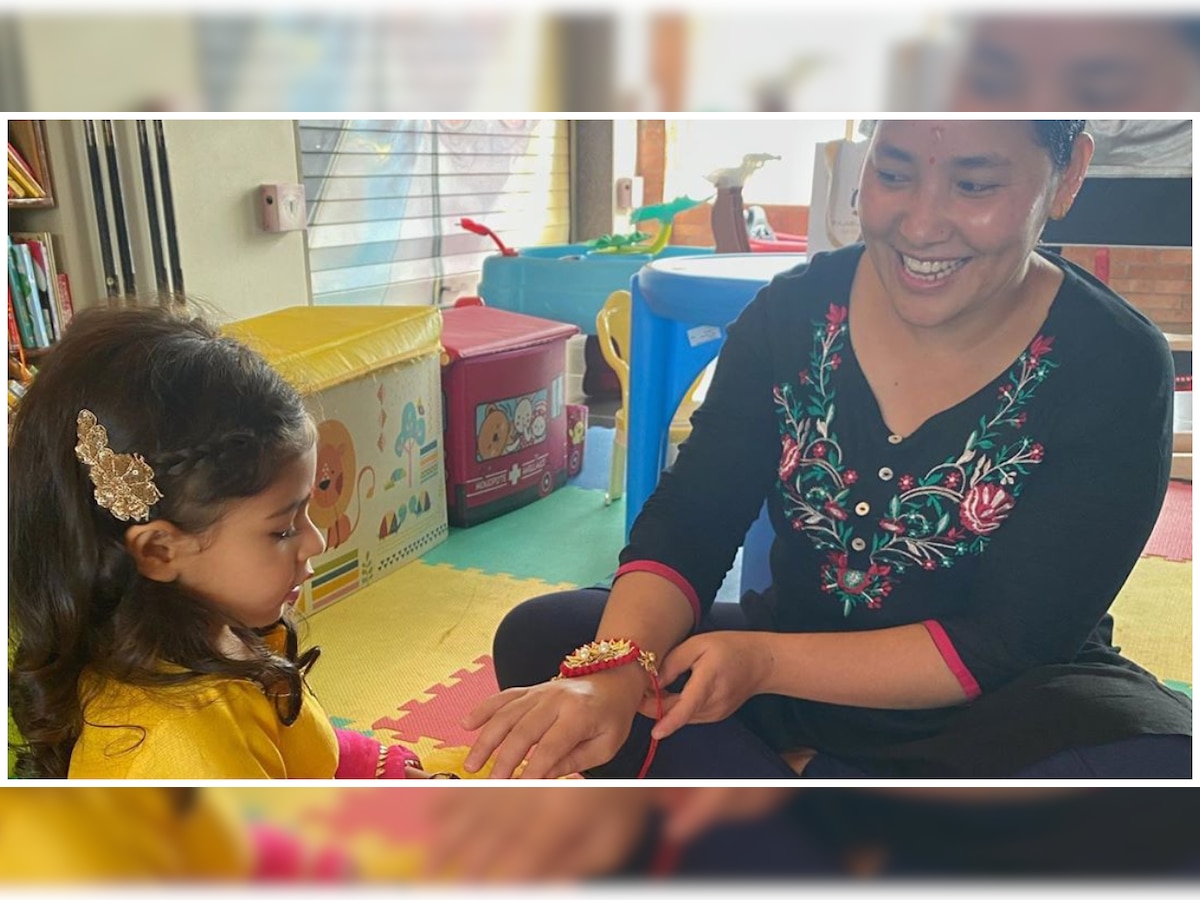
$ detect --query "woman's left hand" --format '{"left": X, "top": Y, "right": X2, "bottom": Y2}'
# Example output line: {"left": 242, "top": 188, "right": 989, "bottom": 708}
{"left": 637, "top": 631, "right": 774, "bottom": 740}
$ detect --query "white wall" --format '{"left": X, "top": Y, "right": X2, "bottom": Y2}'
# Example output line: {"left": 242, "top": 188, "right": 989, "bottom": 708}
{"left": 10, "top": 120, "right": 312, "bottom": 322}
{"left": 163, "top": 120, "right": 311, "bottom": 321}
{"left": 18, "top": 17, "right": 202, "bottom": 111}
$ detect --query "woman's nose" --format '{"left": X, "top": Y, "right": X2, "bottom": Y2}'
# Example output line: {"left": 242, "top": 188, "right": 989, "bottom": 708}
{"left": 898, "top": 182, "right": 952, "bottom": 247}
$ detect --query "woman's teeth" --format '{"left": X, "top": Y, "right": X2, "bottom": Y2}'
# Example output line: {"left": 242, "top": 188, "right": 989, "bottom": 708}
{"left": 902, "top": 255, "right": 966, "bottom": 280}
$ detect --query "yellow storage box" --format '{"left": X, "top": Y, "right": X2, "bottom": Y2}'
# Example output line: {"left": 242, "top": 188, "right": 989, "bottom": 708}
{"left": 227, "top": 306, "right": 447, "bottom": 615}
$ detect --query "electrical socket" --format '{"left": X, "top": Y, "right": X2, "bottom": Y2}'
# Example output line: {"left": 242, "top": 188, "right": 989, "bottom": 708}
{"left": 614, "top": 176, "right": 644, "bottom": 212}
{"left": 260, "top": 183, "right": 307, "bottom": 232}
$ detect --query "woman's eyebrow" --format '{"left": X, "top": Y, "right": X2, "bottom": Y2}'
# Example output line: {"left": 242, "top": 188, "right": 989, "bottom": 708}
{"left": 1069, "top": 57, "right": 1140, "bottom": 80}
{"left": 876, "top": 142, "right": 914, "bottom": 164}
{"left": 951, "top": 154, "right": 1012, "bottom": 169}
{"left": 878, "top": 142, "right": 1011, "bottom": 170}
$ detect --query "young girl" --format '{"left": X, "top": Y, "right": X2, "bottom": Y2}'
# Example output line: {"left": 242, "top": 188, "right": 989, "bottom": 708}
{"left": 9, "top": 304, "right": 428, "bottom": 779}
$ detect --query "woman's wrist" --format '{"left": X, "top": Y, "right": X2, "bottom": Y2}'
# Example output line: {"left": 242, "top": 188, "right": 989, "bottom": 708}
{"left": 752, "top": 631, "right": 784, "bottom": 697}
{"left": 585, "top": 654, "right": 657, "bottom": 702}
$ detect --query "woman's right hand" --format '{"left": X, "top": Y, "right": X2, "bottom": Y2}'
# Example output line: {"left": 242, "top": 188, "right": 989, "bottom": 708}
{"left": 462, "top": 665, "right": 647, "bottom": 779}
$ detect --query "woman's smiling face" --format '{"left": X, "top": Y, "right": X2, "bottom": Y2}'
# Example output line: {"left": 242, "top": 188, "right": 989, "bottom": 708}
{"left": 857, "top": 120, "right": 1088, "bottom": 332}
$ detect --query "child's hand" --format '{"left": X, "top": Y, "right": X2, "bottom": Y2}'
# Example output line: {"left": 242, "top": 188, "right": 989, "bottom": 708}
{"left": 637, "top": 632, "right": 774, "bottom": 740}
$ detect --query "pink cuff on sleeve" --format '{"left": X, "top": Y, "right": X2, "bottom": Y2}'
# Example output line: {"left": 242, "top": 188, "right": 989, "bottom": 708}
{"left": 922, "top": 620, "right": 982, "bottom": 701}
{"left": 614, "top": 561, "right": 702, "bottom": 627}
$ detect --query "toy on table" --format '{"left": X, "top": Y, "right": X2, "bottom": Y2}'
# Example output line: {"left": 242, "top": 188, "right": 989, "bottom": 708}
{"left": 746, "top": 204, "right": 808, "bottom": 253}
{"left": 582, "top": 195, "right": 708, "bottom": 258}
{"left": 584, "top": 230, "right": 652, "bottom": 253}
{"left": 628, "top": 195, "right": 708, "bottom": 255}
{"left": 706, "top": 153, "right": 781, "bottom": 253}
{"left": 459, "top": 218, "right": 518, "bottom": 257}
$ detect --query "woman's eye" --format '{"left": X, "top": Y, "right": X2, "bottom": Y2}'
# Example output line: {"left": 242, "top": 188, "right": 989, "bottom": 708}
{"left": 958, "top": 181, "right": 998, "bottom": 195}
{"left": 875, "top": 169, "right": 908, "bottom": 185}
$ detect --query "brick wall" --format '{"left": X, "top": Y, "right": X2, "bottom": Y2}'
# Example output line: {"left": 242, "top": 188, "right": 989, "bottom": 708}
{"left": 1058, "top": 246, "right": 1192, "bottom": 335}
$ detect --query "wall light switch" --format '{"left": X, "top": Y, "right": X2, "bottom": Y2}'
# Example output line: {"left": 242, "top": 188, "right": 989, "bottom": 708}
{"left": 260, "top": 183, "right": 307, "bottom": 232}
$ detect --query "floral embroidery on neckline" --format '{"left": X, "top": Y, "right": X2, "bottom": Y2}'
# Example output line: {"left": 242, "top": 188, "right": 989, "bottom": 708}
{"left": 773, "top": 303, "right": 1057, "bottom": 616}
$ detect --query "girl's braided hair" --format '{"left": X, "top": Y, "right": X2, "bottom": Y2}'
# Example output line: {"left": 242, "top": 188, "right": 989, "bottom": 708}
{"left": 9, "top": 304, "right": 320, "bottom": 778}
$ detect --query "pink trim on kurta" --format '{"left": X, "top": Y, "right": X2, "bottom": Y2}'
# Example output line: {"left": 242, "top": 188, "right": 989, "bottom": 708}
{"left": 922, "top": 620, "right": 983, "bottom": 700}
{"left": 615, "top": 561, "right": 702, "bottom": 627}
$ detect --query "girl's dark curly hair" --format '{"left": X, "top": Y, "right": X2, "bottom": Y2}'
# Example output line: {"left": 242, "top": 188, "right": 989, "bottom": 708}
{"left": 9, "top": 304, "right": 320, "bottom": 778}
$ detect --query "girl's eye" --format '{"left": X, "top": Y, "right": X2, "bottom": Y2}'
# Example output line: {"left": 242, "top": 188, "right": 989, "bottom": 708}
{"left": 275, "top": 526, "right": 299, "bottom": 541}
{"left": 875, "top": 169, "right": 908, "bottom": 185}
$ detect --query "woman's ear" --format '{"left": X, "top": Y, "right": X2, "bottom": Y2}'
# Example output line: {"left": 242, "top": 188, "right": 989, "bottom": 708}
{"left": 123, "top": 521, "right": 193, "bottom": 583}
{"left": 1050, "top": 132, "right": 1095, "bottom": 220}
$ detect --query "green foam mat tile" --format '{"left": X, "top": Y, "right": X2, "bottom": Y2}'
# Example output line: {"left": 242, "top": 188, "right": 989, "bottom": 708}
{"left": 422, "top": 486, "right": 625, "bottom": 587}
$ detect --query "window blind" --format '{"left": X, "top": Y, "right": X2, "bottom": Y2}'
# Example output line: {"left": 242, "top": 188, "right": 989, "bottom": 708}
{"left": 300, "top": 119, "right": 570, "bottom": 306}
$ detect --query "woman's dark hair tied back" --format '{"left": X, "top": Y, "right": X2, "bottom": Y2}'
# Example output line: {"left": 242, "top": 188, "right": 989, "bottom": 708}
{"left": 1032, "top": 120, "right": 1087, "bottom": 170}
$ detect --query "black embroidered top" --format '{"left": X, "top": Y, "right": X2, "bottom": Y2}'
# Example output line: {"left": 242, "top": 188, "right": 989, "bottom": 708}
{"left": 619, "top": 243, "right": 1191, "bottom": 776}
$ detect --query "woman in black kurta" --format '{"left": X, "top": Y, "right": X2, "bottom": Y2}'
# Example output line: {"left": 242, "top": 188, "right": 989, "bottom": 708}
{"left": 464, "top": 120, "right": 1191, "bottom": 779}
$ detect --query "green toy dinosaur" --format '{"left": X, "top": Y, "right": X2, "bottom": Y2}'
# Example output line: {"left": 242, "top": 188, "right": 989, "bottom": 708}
{"left": 630, "top": 195, "right": 709, "bottom": 226}
{"left": 586, "top": 230, "right": 653, "bottom": 252}
{"left": 596, "top": 195, "right": 710, "bottom": 255}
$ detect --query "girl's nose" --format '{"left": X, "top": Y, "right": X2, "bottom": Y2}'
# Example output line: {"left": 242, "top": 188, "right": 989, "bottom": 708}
{"left": 299, "top": 513, "right": 327, "bottom": 559}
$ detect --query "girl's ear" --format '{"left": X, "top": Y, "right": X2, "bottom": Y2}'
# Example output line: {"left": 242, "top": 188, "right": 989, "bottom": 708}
{"left": 123, "top": 521, "right": 193, "bottom": 583}
{"left": 1049, "top": 132, "right": 1095, "bottom": 221}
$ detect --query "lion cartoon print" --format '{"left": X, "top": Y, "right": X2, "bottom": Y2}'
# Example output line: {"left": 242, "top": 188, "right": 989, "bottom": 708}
{"left": 311, "top": 419, "right": 376, "bottom": 550}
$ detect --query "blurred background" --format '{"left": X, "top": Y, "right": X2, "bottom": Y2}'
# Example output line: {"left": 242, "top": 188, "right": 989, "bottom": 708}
{"left": 2, "top": 787, "right": 1199, "bottom": 883}
{"left": 1, "top": 7, "right": 1199, "bottom": 112}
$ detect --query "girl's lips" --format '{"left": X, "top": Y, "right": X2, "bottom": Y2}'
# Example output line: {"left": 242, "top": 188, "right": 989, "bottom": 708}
{"left": 284, "top": 585, "right": 302, "bottom": 606}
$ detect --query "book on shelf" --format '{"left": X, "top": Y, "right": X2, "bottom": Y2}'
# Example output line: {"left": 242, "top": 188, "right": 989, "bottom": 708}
{"left": 8, "top": 140, "right": 46, "bottom": 198}
{"left": 55, "top": 270, "right": 75, "bottom": 327}
{"left": 7, "top": 236, "right": 40, "bottom": 350}
{"left": 8, "top": 283, "right": 22, "bottom": 353}
{"left": 15, "top": 235, "right": 61, "bottom": 341}
{"left": 11, "top": 241, "right": 50, "bottom": 347}
{"left": 11, "top": 232, "right": 74, "bottom": 343}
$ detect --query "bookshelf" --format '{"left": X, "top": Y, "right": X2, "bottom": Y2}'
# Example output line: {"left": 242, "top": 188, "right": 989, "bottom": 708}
{"left": 9, "top": 120, "right": 72, "bottom": 418}
{"left": 8, "top": 120, "right": 55, "bottom": 209}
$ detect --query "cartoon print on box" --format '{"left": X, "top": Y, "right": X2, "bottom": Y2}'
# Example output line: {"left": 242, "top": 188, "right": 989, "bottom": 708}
{"left": 311, "top": 419, "right": 376, "bottom": 551}
{"left": 382, "top": 397, "right": 438, "bottom": 535}
{"left": 477, "top": 405, "right": 512, "bottom": 461}
{"left": 774, "top": 303, "right": 1056, "bottom": 616}
{"left": 476, "top": 390, "right": 548, "bottom": 462}
{"left": 393, "top": 401, "right": 427, "bottom": 489}
{"left": 507, "top": 397, "right": 534, "bottom": 453}
{"left": 566, "top": 404, "right": 587, "bottom": 476}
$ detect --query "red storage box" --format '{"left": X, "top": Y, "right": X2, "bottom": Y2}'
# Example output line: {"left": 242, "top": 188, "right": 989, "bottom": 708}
{"left": 441, "top": 307, "right": 579, "bottom": 526}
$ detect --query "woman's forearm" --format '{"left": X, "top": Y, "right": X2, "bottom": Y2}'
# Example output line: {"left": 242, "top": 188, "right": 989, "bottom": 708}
{"left": 596, "top": 571, "right": 696, "bottom": 666}
{"left": 758, "top": 623, "right": 969, "bottom": 709}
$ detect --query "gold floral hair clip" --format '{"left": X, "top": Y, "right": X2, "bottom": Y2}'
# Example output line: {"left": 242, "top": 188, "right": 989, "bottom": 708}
{"left": 75, "top": 409, "right": 163, "bottom": 522}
